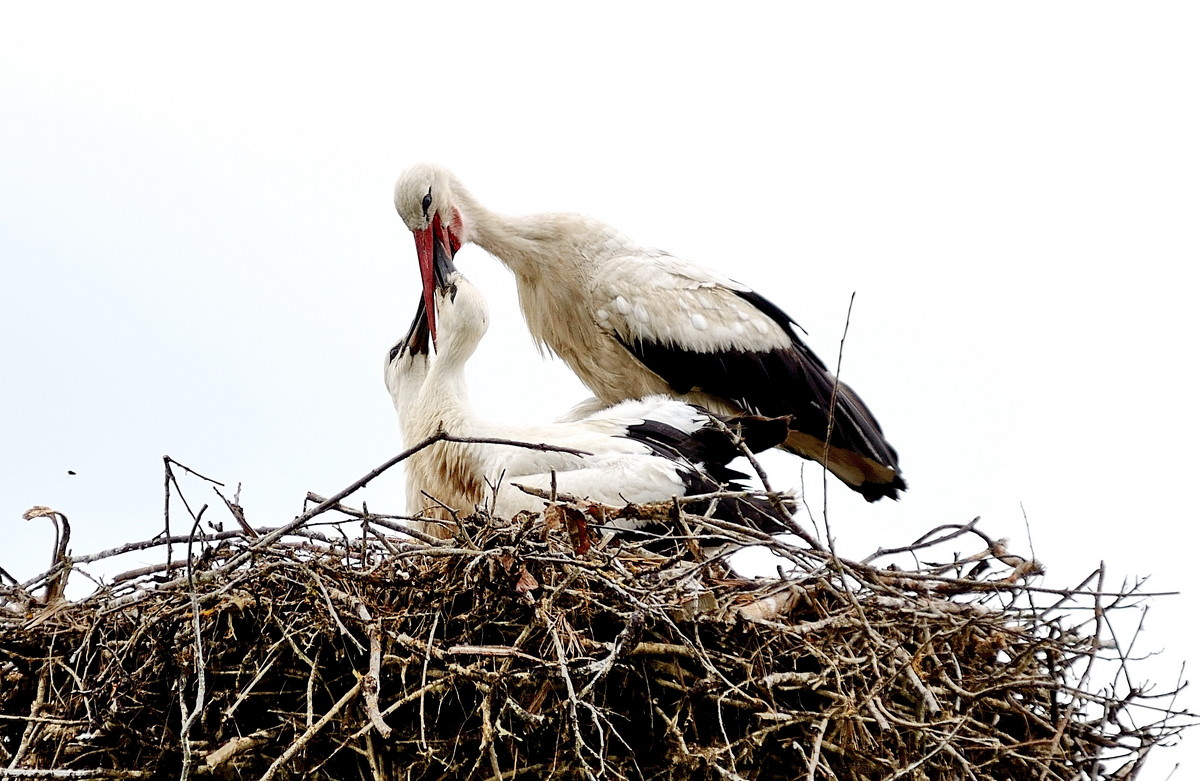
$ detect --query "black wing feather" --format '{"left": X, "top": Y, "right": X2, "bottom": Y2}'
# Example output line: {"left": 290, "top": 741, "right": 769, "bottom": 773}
{"left": 617, "top": 408, "right": 796, "bottom": 540}
{"left": 614, "top": 287, "right": 904, "bottom": 500}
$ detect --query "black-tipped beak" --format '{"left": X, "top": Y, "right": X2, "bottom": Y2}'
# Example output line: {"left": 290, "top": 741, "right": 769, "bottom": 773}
{"left": 431, "top": 217, "right": 458, "bottom": 290}
{"left": 403, "top": 293, "right": 432, "bottom": 357}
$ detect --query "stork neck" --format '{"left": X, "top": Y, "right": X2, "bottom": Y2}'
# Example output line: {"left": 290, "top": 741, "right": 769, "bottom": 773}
{"left": 468, "top": 205, "right": 625, "bottom": 279}
{"left": 403, "top": 367, "right": 469, "bottom": 453}
{"left": 468, "top": 209, "right": 546, "bottom": 277}
{"left": 424, "top": 363, "right": 470, "bottom": 413}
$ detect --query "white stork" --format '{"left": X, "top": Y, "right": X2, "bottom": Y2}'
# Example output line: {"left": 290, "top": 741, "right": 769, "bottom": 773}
{"left": 384, "top": 242, "right": 794, "bottom": 544}
{"left": 393, "top": 165, "right": 906, "bottom": 502}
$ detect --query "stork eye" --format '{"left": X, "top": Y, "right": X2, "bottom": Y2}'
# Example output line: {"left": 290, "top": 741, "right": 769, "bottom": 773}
{"left": 421, "top": 188, "right": 433, "bottom": 217}
{"left": 388, "top": 345, "right": 401, "bottom": 362}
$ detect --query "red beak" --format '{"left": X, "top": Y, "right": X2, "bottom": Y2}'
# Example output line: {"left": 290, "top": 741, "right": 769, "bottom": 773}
{"left": 413, "top": 212, "right": 459, "bottom": 350}
{"left": 413, "top": 224, "right": 438, "bottom": 347}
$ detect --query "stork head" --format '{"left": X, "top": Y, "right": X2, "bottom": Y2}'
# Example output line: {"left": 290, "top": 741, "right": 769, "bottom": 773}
{"left": 395, "top": 164, "right": 473, "bottom": 344}
{"left": 429, "top": 266, "right": 489, "bottom": 368}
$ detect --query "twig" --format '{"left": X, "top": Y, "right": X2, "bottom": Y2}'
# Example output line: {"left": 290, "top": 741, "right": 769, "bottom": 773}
{"left": 5, "top": 668, "right": 48, "bottom": 770}
{"left": 419, "top": 610, "right": 440, "bottom": 752}
{"left": 256, "top": 681, "right": 362, "bottom": 781}
{"left": 806, "top": 717, "right": 829, "bottom": 781}
{"left": 821, "top": 290, "right": 856, "bottom": 545}
{"left": 177, "top": 510, "right": 209, "bottom": 781}
{"left": 541, "top": 607, "right": 599, "bottom": 781}
{"left": 0, "top": 771, "right": 152, "bottom": 779}
{"left": 217, "top": 432, "right": 590, "bottom": 574}
{"left": 345, "top": 596, "right": 392, "bottom": 738}
{"left": 20, "top": 507, "right": 71, "bottom": 603}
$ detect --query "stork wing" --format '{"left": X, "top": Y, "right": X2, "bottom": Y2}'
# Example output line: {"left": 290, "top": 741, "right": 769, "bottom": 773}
{"left": 591, "top": 254, "right": 905, "bottom": 501}
{"left": 591, "top": 254, "right": 794, "bottom": 354}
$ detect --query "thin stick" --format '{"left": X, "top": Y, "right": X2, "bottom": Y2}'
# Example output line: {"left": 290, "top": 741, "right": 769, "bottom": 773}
{"left": 217, "top": 432, "right": 591, "bottom": 574}
{"left": 256, "top": 681, "right": 362, "bottom": 781}
{"left": 821, "top": 290, "right": 856, "bottom": 551}
{"left": 805, "top": 717, "right": 829, "bottom": 781}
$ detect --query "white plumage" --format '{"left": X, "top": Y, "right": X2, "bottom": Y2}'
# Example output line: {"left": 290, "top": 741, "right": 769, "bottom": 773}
{"left": 394, "top": 164, "right": 906, "bottom": 502}
{"left": 384, "top": 247, "right": 793, "bottom": 543}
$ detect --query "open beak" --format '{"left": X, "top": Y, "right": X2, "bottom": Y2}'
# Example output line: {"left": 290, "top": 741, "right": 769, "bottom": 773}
{"left": 402, "top": 293, "right": 432, "bottom": 357}
{"left": 413, "top": 213, "right": 459, "bottom": 349}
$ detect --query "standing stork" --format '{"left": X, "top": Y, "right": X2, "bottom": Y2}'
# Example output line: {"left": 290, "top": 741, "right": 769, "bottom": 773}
{"left": 384, "top": 242, "right": 794, "bottom": 543}
{"left": 394, "top": 165, "right": 906, "bottom": 501}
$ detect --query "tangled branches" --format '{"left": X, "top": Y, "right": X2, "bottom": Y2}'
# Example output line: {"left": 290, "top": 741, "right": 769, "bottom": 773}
{"left": 0, "top": 450, "right": 1190, "bottom": 780}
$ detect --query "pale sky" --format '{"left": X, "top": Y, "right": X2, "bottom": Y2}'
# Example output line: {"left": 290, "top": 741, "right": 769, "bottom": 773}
{"left": 2, "top": 3, "right": 1197, "bottom": 774}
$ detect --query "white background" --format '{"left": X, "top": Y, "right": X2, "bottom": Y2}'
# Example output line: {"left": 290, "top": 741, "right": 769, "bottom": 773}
{"left": 2, "top": 4, "right": 1196, "bottom": 775}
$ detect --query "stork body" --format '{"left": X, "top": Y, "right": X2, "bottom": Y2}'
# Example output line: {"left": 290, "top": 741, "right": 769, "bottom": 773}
{"left": 384, "top": 254, "right": 793, "bottom": 541}
{"left": 394, "top": 165, "right": 906, "bottom": 501}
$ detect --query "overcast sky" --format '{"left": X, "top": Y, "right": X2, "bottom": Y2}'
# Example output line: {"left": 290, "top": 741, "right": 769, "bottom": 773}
{"left": 2, "top": 3, "right": 1197, "bottom": 774}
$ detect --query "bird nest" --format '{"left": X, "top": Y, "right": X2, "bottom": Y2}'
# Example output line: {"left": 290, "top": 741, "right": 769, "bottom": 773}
{"left": 0, "top": 451, "right": 1191, "bottom": 780}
